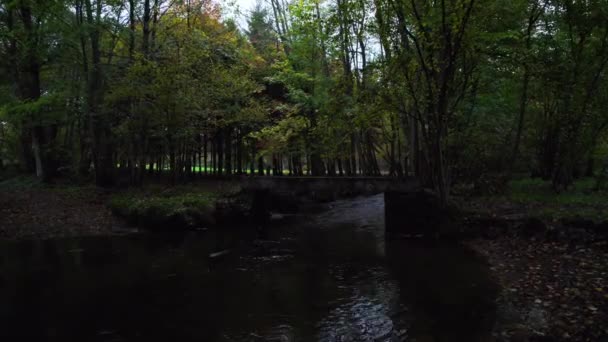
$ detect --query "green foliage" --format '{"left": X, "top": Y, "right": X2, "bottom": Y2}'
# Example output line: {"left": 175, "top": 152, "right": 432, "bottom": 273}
{"left": 1, "top": 0, "right": 607, "bottom": 201}
{"left": 250, "top": 114, "right": 307, "bottom": 156}
{"left": 3, "top": 94, "right": 66, "bottom": 127}
{"left": 247, "top": 4, "right": 278, "bottom": 60}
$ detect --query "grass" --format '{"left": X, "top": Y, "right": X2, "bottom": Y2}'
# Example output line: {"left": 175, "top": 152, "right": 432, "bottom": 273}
{"left": 505, "top": 177, "right": 608, "bottom": 221}
{"left": 0, "top": 174, "right": 43, "bottom": 190}
{"left": 109, "top": 191, "right": 216, "bottom": 214}
{"left": 0, "top": 172, "right": 234, "bottom": 230}
{"left": 0, "top": 174, "right": 100, "bottom": 202}
{"left": 108, "top": 187, "right": 220, "bottom": 230}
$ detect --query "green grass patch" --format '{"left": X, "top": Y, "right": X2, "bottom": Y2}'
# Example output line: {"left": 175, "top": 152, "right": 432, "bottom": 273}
{"left": 0, "top": 174, "right": 101, "bottom": 202}
{"left": 506, "top": 177, "right": 608, "bottom": 221}
{"left": 109, "top": 188, "right": 219, "bottom": 230}
{"left": 0, "top": 175, "right": 43, "bottom": 190}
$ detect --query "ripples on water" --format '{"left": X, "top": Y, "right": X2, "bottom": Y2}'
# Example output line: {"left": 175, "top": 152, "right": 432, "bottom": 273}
{"left": 0, "top": 194, "right": 498, "bottom": 342}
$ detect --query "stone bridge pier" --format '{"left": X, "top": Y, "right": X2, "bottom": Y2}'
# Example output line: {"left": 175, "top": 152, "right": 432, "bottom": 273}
{"left": 384, "top": 190, "right": 447, "bottom": 237}
{"left": 242, "top": 176, "right": 445, "bottom": 236}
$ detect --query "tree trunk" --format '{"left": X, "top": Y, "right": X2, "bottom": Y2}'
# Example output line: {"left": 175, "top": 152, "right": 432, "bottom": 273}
{"left": 258, "top": 156, "right": 265, "bottom": 176}
{"left": 142, "top": 0, "right": 151, "bottom": 57}
{"left": 85, "top": 0, "right": 114, "bottom": 187}
{"left": 217, "top": 130, "right": 224, "bottom": 175}
{"left": 225, "top": 129, "right": 232, "bottom": 175}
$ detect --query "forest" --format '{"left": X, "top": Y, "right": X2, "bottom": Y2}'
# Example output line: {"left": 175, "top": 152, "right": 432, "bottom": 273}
{"left": 1, "top": 0, "right": 606, "bottom": 204}
{"left": 1, "top": 0, "right": 608, "bottom": 341}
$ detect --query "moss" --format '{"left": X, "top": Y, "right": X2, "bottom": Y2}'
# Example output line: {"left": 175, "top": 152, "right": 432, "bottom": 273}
{"left": 109, "top": 190, "right": 218, "bottom": 230}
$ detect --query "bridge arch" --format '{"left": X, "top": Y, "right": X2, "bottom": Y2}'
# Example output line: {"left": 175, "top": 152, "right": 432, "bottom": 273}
{"left": 242, "top": 176, "right": 446, "bottom": 236}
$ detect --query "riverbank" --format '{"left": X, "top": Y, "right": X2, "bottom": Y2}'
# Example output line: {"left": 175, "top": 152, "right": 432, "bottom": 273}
{"left": 0, "top": 177, "right": 125, "bottom": 240}
{"left": 0, "top": 176, "right": 245, "bottom": 240}
{"left": 107, "top": 181, "right": 248, "bottom": 230}
{"left": 2, "top": 175, "right": 607, "bottom": 340}
{"left": 460, "top": 178, "right": 608, "bottom": 341}
{"left": 467, "top": 237, "right": 608, "bottom": 341}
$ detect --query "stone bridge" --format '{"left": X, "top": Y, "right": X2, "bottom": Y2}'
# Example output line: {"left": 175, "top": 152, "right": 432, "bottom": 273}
{"left": 241, "top": 176, "right": 442, "bottom": 236}
{"left": 242, "top": 176, "right": 420, "bottom": 199}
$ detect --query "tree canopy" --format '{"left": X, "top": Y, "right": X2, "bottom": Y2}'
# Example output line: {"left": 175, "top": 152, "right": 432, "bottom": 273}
{"left": 1, "top": 0, "right": 608, "bottom": 204}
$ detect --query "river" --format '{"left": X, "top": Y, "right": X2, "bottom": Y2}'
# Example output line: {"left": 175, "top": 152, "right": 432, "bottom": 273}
{"left": 0, "top": 194, "right": 498, "bottom": 341}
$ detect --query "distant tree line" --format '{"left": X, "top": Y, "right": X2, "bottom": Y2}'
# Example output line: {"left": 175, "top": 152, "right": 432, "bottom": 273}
{"left": 1, "top": 0, "right": 607, "bottom": 205}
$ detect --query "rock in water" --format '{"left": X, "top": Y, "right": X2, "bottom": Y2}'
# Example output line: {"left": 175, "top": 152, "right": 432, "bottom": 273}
{"left": 209, "top": 249, "right": 231, "bottom": 260}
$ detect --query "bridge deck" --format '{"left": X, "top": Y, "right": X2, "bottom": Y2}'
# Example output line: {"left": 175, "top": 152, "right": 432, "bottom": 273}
{"left": 242, "top": 175, "right": 421, "bottom": 195}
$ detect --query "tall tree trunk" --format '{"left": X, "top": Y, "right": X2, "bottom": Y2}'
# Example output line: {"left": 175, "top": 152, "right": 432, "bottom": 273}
{"left": 142, "top": 0, "right": 151, "bottom": 57}
{"left": 17, "top": 2, "right": 57, "bottom": 181}
{"left": 250, "top": 144, "right": 256, "bottom": 175}
{"left": 211, "top": 136, "right": 216, "bottom": 174}
{"left": 75, "top": 0, "right": 92, "bottom": 176}
{"left": 85, "top": 0, "right": 114, "bottom": 187}
{"left": 225, "top": 128, "right": 232, "bottom": 175}
{"left": 236, "top": 130, "right": 243, "bottom": 174}
{"left": 217, "top": 130, "right": 224, "bottom": 175}
{"left": 258, "top": 156, "right": 264, "bottom": 176}
{"left": 203, "top": 134, "right": 208, "bottom": 174}
{"left": 151, "top": 0, "right": 160, "bottom": 51}
{"left": 129, "top": 0, "right": 135, "bottom": 60}
{"left": 6, "top": 7, "right": 35, "bottom": 172}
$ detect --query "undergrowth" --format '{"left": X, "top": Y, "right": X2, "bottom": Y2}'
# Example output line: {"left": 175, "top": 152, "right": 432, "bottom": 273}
{"left": 506, "top": 178, "right": 608, "bottom": 221}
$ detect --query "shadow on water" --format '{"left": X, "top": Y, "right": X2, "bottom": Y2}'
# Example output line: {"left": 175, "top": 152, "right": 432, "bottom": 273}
{"left": 0, "top": 194, "right": 498, "bottom": 342}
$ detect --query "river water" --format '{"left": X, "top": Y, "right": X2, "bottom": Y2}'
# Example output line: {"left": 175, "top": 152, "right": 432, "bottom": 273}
{"left": 0, "top": 194, "right": 498, "bottom": 341}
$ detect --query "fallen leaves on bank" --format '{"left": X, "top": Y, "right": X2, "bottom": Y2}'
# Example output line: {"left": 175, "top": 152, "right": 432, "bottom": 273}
{"left": 0, "top": 188, "right": 128, "bottom": 241}
{"left": 468, "top": 237, "right": 608, "bottom": 341}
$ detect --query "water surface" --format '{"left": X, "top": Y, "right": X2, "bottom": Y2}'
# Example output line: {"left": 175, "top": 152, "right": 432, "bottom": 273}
{"left": 0, "top": 194, "right": 498, "bottom": 341}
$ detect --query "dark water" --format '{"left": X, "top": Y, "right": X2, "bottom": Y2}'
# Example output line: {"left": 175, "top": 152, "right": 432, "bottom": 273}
{"left": 0, "top": 194, "right": 498, "bottom": 342}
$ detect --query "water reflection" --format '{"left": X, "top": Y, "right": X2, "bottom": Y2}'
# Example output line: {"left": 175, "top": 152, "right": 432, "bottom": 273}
{"left": 0, "top": 194, "right": 497, "bottom": 341}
